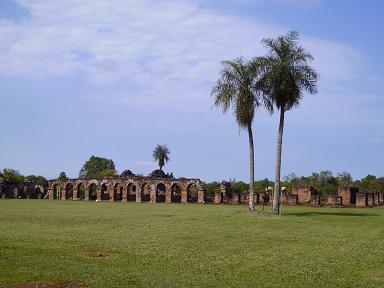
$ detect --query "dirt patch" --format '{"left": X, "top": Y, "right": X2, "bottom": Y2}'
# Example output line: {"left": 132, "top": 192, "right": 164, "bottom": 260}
{"left": 84, "top": 251, "right": 108, "bottom": 258}
{"left": 153, "top": 214, "right": 175, "bottom": 218}
{"left": 2, "top": 282, "right": 84, "bottom": 288}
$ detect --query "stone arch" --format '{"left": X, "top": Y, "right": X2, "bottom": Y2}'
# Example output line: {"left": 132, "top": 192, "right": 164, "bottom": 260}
{"left": 52, "top": 183, "right": 61, "bottom": 199}
{"left": 113, "top": 183, "right": 121, "bottom": 201}
{"left": 88, "top": 183, "right": 97, "bottom": 201}
{"left": 65, "top": 183, "right": 73, "bottom": 200}
{"left": 33, "top": 185, "right": 43, "bottom": 199}
{"left": 170, "top": 183, "right": 181, "bottom": 203}
{"left": 141, "top": 183, "right": 150, "bottom": 202}
{"left": 101, "top": 183, "right": 109, "bottom": 201}
{"left": 76, "top": 182, "right": 85, "bottom": 200}
{"left": 127, "top": 182, "right": 136, "bottom": 201}
{"left": 187, "top": 182, "right": 199, "bottom": 203}
{"left": 156, "top": 183, "right": 166, "bottom": 202}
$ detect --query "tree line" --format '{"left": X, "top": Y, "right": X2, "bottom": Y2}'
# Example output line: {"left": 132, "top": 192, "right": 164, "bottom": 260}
{"left": 202, "top": 171, "right": 384, "bottom": 197}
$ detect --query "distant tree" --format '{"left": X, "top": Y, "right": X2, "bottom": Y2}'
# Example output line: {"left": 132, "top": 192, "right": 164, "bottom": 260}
{"left": 79, "top": 155, "right": 116, "bottom": 179}
{"left": 355, "top": 175, "right": 379, "bottom": 193}
{"left": 58, "top": 172, "right": 68, "bottom": 181}
{"left": 26, "top": 175, "right": 49, "bottom": 188}
{"left": 203, "top": 182, "right": 221, "bottom": 197}
{"left": 231, "top": 181, "right": 249, "bottom": 194}
{"left": 258, "top": 31, "right": 319, "bottom": 215}
{"left": 336, "top": 172, "right": 353, "bottom": 186}
{"left": 152, "top": 145, "right": 170, "bottom": 171}
{"left": 2, "top": 168, "right": 24, "bottom": 183}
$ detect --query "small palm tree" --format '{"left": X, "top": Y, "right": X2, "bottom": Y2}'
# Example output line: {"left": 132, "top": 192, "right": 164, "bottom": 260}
{"left": 212, "top": 58, "right": 267, "bottom": 212}
{"left": 152, "top": 144, "right": 170, "bottom": 171}
{"left": 258, "top": 31, "right": 319, "bottom": 215}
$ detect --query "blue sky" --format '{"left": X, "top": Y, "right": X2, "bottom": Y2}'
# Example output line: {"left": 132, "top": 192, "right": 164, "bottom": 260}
{"left": 0, "top": 0, "right": 383, "bottom": 182}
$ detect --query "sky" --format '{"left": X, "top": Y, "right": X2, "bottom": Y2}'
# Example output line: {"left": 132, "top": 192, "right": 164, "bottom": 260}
{"left": 0, "top": 0, "right": 383, "bottom": 182}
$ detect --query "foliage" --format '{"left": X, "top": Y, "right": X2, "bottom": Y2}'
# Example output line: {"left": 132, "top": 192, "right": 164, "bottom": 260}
{"left": 26, "top": 175, "right": 49, "bottom": 188}
{"left": 231, "top": 181, "right": 248, "bottom": 194}
{"left": 120, "top": 170, "right": 134, "bottom": 177}
{"left": 152, "top": 145, "right": 170, "bottom": 171}
{"left": 203, "top": 181, "right": 221, "bottom": 197}
{"left": 79, "top": 155, "right": 116, "bottom": 179}
{"left": 58, "top": 171, "right": 68, "bottom": 181}
{"left": 257, "top": 31, "right": 319, "bottom": 112}
{"left": 2, "top": 168, "right": 24, "bottom": 183}
{"left": 353, "top": 175, "right": 384, "bottom": 194}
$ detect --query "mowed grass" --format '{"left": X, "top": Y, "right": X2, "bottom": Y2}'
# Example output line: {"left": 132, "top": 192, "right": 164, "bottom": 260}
{"left": 0, "top": 200, "right": 384, "bottom": 288}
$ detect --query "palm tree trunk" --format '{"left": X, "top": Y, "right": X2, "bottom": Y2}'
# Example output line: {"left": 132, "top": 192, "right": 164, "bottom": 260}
{"left": 272, "top": 108, "right": 285, "bottom": 215}
{"left": 248, "top": 124, "right": 255, "bottom": 212}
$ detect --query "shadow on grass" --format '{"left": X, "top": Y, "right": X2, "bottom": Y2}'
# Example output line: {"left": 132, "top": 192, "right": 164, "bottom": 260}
{"left": 285, "top": 211, "right": 379, "bottom": 217}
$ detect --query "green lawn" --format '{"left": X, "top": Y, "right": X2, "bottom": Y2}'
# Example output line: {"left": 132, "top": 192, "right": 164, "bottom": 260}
{"left": 0, "top": 200, "right": 383, "bottom": 288}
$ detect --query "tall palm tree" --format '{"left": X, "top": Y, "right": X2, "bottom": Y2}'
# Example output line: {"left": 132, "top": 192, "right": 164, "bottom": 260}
{"left": 258, "top": 31, "right": 318, "bottom": 215}
{"left": 212, "top": 58, "right": 266, "bottom": 212}
{"left": 152, "top": 144, "right": 170, "bottom": 171}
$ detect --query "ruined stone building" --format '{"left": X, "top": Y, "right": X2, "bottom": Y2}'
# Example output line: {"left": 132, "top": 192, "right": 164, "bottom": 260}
{"left": 1, "top": 172, "right": 383, "bottom": 207}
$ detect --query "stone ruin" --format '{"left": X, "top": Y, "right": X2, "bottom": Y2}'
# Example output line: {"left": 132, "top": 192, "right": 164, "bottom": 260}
{"left": 1, "top": 172, "right": 383, "bottom": 207}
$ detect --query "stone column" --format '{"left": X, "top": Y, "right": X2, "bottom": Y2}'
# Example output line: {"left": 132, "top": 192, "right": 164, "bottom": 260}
{"left": 197, "top": 188, "right": 205, "bottom": 204}
{"left": 136, "top": 187, "right": 141, "bottom": 202}
{"left": 96, "top": 188, "right": 101, "bottom": 201}
{"left": 122, "top": 188, "right": 127, "bottom": 202}
{"left": 61, "top": 189, "right": 66, "bottom": 200}
{"left": 165, "top": 187, "right": 172, "bottom": 203}
{"left": 214, "top": 192, "right": 222, "bottom": 204}
{"left": 72, "top": 188, "right": 78, "bottom": 200}
{"left": 109, "top": 188, "right": 114, "bottom": 202}
{"left": 48, "top": 189, "right": 53, "bottom": 200}
{"left": 356, "top": 193, "right": 366, "bottom": 207}
{"left": 84, "top": 188, "right": 90, "bottom": 201}
{"left": 181, "top": 190, "right": 187, "bottom": 203}
{"left": 150, "top": 185, "right": 156, "bottom": 203}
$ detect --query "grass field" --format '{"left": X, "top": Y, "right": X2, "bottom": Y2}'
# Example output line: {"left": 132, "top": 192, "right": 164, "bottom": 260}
{"left": 0, "top": 200, "right": 383, "bottom": 288}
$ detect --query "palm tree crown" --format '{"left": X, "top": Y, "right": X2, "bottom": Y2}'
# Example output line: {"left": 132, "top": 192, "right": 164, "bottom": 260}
{"left": 152, "top": 144, "right": 170, "bottom": 171}
{"left": 258, "top": 31, "right": 318, "bottom": 112}
{"left": 212, "top": 58, "right": 263, "bottom": 128}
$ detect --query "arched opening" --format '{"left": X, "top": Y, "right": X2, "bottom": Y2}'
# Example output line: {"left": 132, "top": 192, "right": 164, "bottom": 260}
{"left": 127, "top": 183, "right": 136, "bottom": 201}
{"left": 141, "top": 183, "right": 150, "bottom": 202}
{"left": 187, "top": 183, "right": 198, "bottom": 203}
{"left": 171, "top": 184, "right": 181, "bottom": 203}
{"left": 101, "top": 183, "right": 109, "bottom": 201}
{"left": 114, "top": 183, "right": 121, "bottom": 201}
{"left": 33, "top": 187, "right": 42, "bottom": 199}
{"left": 65, "top": 183, "right": 73, "bottom": 200}
{"left": 77, "top": 183, "right": 85, "bottom": 200}
{"left": 52, "top": 184, "right": 60, "bottom": 199}
{"left": 88, "top": 183, "right": 97, "bottom": 200}
{"left": 156, "top": 183, "right": 166, "bottom": 202}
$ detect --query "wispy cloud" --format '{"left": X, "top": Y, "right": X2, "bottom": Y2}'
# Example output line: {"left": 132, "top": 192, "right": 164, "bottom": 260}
{"left": 0, "top": 0, "right": 363, "bottom": 112}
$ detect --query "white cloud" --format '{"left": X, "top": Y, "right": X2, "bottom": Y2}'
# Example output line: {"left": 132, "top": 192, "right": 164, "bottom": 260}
{"left": 0, "top": 0, "right": 364, "bottom": 111}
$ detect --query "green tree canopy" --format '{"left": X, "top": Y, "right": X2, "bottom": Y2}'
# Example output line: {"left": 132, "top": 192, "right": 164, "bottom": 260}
{"left": 26, "top": 175, "right": 49, "bottom": 188}
{"left": 58, "top": 171, "right": 68, "bottom": 181}
{"left": 79, "top": 155, "right": 116, "bottom": 179}
{"left": 2, "top": 168, "right": 24, "bottom": 183}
